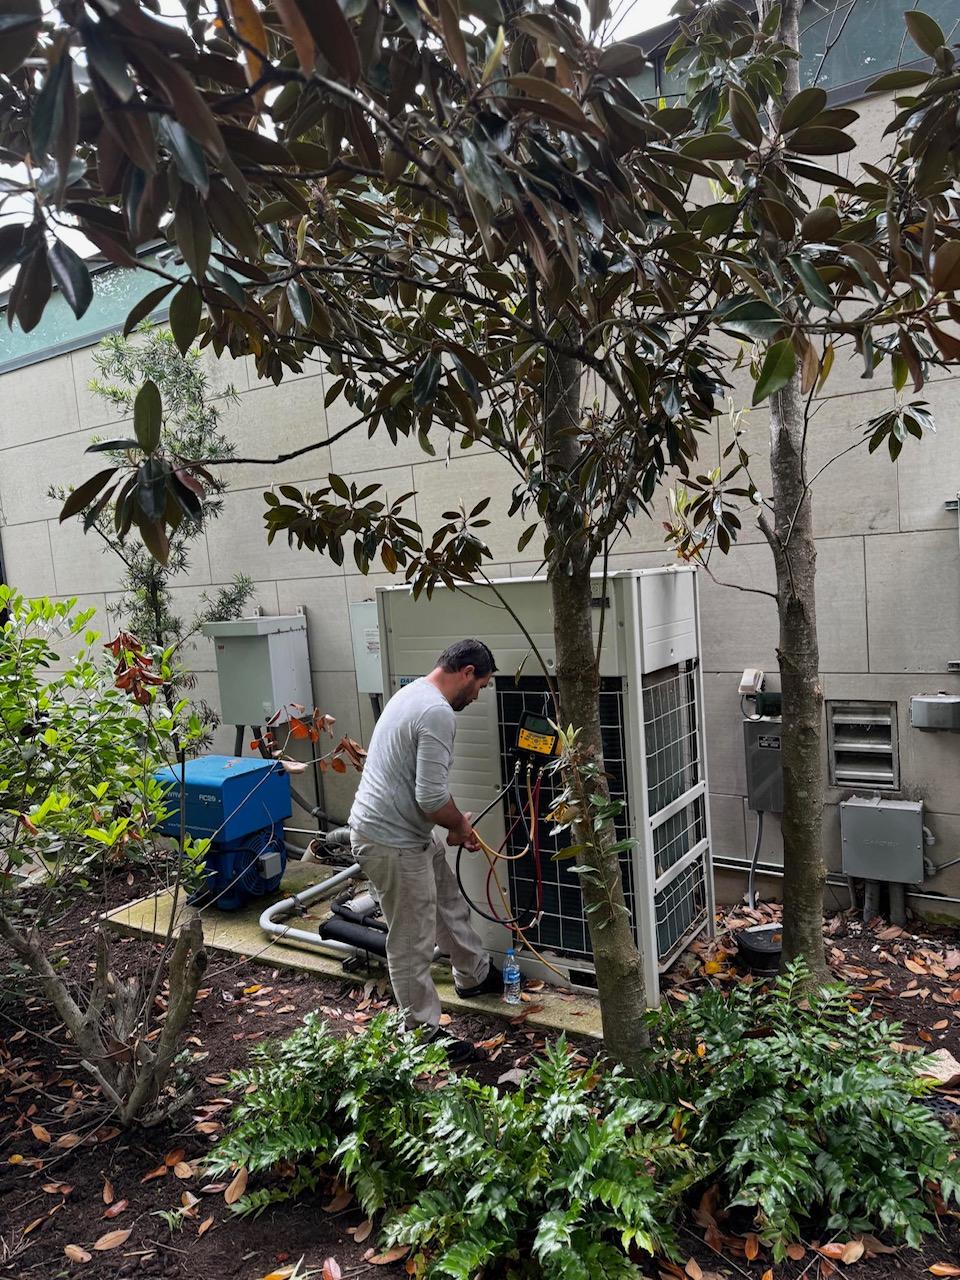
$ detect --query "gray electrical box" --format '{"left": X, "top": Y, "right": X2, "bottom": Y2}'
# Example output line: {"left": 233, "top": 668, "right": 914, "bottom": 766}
{"left": 743, "top": 719, "right": 783, "bottom": 813}
{"left": 202, "top": 615, "right": 311, "bottom": 727}
{"left": 349, "top": 601, "right": 383, "bottom": 695}
{"left": 910, "top": 694, "right": 960, "bottom": 732}
{"left": 840, "top": 795, "right": 924, "bottom": 882}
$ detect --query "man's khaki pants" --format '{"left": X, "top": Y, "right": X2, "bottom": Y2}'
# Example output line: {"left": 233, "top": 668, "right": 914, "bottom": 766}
{"left": 351, "top": 833, "right": 489, "bottom": 1030}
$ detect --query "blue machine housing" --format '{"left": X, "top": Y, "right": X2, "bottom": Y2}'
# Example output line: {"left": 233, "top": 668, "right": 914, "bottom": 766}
{"left": 155, "top": 756, "right": 291, "bottom": 911}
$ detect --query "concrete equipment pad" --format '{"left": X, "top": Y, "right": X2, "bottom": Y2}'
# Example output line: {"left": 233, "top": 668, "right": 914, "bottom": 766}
{"left": 103, "top": 861, "right": 602, "bottom": 1040}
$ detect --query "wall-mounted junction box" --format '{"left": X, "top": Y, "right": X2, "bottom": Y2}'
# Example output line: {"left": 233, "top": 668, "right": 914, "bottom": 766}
{"left": 743, "top": 719, "right": 783, "bottom": 814}
{"left": 349, "top": 601, "right": 383, "bottom": 695}
{"left": 202, "top": 615, "right": 311, "bottom": 727}
{"left": 840, "top": 795, "right": 924, "bottom": 883}
{"left": 910, "top": 694, "right": 960, "bottom": 732}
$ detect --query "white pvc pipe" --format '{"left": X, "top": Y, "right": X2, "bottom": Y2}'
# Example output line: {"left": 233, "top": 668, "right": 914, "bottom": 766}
{"left": 259, "top": 862, "right": 442, "bottom": 963}
{"left": 259, "top": 863, "right": 365, "bottom": 958}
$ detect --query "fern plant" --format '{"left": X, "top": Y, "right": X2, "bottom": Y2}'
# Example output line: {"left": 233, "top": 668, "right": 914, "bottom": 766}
{"left": 641, "top": 959, "right": 960, "bottom": 1259}
{"left": 385, "top": 1041, "right": 693, "bottom": 1280}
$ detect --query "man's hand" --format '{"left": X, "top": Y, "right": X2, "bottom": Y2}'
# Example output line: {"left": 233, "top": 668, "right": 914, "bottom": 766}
{"left": 446, "top": 813, "right": 480, "bottom": 851}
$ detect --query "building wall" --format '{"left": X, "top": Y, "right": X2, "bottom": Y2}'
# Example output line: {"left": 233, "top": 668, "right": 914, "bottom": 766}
{"left": 2, "top": 83, "right": 960, "bottom": 912}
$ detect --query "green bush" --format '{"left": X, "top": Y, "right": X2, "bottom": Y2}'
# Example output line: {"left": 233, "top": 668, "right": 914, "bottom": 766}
{"left": 642, "top": 961, "right": 960, "bottom": 1258}
{"left": 209, "top": 964, "right": 959, "bottom": 1276}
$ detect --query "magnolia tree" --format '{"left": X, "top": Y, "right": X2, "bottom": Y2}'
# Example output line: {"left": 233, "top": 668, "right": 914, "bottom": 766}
{"left": 3, "top": 0, "right": 959, "bottom": 1062}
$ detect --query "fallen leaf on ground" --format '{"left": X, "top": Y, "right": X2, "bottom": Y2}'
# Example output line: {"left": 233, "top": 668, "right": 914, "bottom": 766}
{"left": 684, "top": 1259, "right": 703, "bottom": 1279}
{"left": 164, "top": 1148, "right": 185, "bottom": 1167}
{"left": 173, "top": 1162, "right": 193, "bottom": 1180}
{"left": 745, "top": 1233, "right": 760, "bottom": 1261}
{"left": 323, "top": 1259, "right": 342, "bottom": 1280}
{"left": 64, "top": 1244, "right": 92, "bottom": 1262}
{"left": 102, "top": 1199, "right": 128, "bottom": 1219}
{"left": 198, "top": 1215, "right": 214, "bottom": 1237}
{"left": 786, "top": 1242, "right": 805, "bottom": 1260}
{"left": 55, "top": 1133, "right": 80, "bottom": 1149}
{"left": 349, "top": 1219, "right": 373, "bottom": 1243}
{"left": 929, "top": 1265, "right": 960, "bottom": 1277}
{"left": 322, "top": 1188, "right": 353, "bottom": 1213}
{"left": 141, "top": 1165, "right": 167, "bottom": 1183}
{"left": 367, "top": 1245, "right": 410, "bottom": 1264}
{"left": 31, "top": 1124, "right": 51, "bottom": 1144}
{"left": 761, "top": 1270, "right": 773, "bottom": 1280}
{"left": 23, "top": 1216, "right": 46, "bottom": 1236}
{"left": 93, "top": 1228, "right": 132, "bottom": 1251}
{"left": 102, "top": 1178, "right": 114, "bottom": 1205}
{"left": 224, "top": 1167, "right": 248, "bottom": 1204}
{"left": 841, "top": 1240, "right": 865, "bottom": 1264}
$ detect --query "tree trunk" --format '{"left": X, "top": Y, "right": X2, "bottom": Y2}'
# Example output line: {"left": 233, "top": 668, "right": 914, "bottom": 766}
{"left": 767, "top": 378, "right": 827, "bottom": 978}
{"left": 753, "top": 0, "right": 827, "bottom": 978}
{"left": 542, "top": 342, "right": 649, "bottom": 1070}
{"left": 550, "top": 565, "right": 650, "bottom": 1070}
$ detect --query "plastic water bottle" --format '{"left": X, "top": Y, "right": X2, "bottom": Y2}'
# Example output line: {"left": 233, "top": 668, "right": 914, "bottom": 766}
{"left": 503, "top": 948, "right": 522, "bottom": 1005}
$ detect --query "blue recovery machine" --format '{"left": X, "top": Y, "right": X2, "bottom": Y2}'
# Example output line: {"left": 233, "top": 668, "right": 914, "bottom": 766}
{"left": 154, "top": 756, "right": 291, "bottom": 910}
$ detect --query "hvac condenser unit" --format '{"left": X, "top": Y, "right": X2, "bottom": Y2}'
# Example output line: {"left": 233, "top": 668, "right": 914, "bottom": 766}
{"left": 377, "top": 568, "right": 714, "bottom": 1007}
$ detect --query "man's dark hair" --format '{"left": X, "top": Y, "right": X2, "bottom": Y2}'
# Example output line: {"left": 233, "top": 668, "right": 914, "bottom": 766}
{"left": 437, "top": 639, "right": 497, "bottom": 677}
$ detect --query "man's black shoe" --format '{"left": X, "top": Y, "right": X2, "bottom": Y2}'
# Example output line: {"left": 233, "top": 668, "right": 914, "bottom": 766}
{"left": 455, "top": 964, "right": 503, "bottom": 1000}
{"left": 426, "top": 1029, "right": 484, "bottom": 1064}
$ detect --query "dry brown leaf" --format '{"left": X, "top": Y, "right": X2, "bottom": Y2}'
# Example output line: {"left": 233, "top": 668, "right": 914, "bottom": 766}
{"left": 23, "top": 1216, "right": 46, "bottom": 1236}
{"left": 31, "top": 1124, "right": 51, "bottom": 1144}
{"left": 685, "top": 1259, "right": 703, "bottom": 1280}
{"left": 745, "top": 1233, "right": 760, "bottom": 1261}
{"left": 786, "top": 1242, "right": 806, "bottom": 1260}
{"left": 141, "top": 1164, "right": 167, "bottom": 1183}
{"left": 841, "top": 1240, "right": 865, "bottom": 1264}
{"left": 64, "top": 1244, "right": 92, "bottom": 1263}
{"left": 102, "top": 1198, "right": 128, "bottom": 1219}
{"left": 905, "top": 958, "right": 927, "bottom": 975}
{"left": 761, "top": 1270, "right": 773, "bottom": 1280}
{"left": 181, "top": 1191, "right": 200, "bottom": 1210}
{"left": 102, "top": 1178, "right": 114, "bottom": 1205}
{"left": 350, "top": 1219, "right": 373, "bottom": 1243}
{"left": 164, "top": 1148, "right": 185, "bottom": 1167}
{"left": 323, "top": 1259, "right": 342, "bottom": 1280}
{"left": 368, "top": 1245, "right": 410, "bottom": 1264}
{"left": 55, "top": 1132, "right": 80, "bottom": 1150}
{"left": 929, "top": 1266, "right": 960, "bottom": 1277}
{"left": 860, "top": 1235, "right": 896, "bottom": 1258}
{"left": 173, "top": 1162, "right": 193, "bottom": 1180}
{"left": 93, "top": 1228, "right": 132, "bottom": 1251}
{"left": 195, "top": 1121, "right": 221, "bottom": 1135}
{"left": 262, "top": 1269, "right": 297, "bottom": 1280}
{"left": 198, "top": 1215, "right": 214, "bottom": 1237}
{"left": 322, "top": 1188, "right": 353, "bottom": 1213}
{"left": 224, "top": 1167, "right": 248, "bottom": 1204}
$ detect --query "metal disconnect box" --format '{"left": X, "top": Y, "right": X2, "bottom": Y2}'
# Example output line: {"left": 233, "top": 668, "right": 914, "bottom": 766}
{"left": 743, "top": 719, "right": 783, "bottom": 813}
{"left": 202, "top": 615, "right": 311, "bottom": 727}
{"left": 349, "top": 601, "right": 383, "bottom": 694}
{"left": 840, "top": 796, "right": 924, "bottom": 882}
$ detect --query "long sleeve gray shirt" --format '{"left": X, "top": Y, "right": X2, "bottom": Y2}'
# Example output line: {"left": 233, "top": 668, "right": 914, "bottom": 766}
{"left": 348, "top": 678, "right": 457, "bottom": 848}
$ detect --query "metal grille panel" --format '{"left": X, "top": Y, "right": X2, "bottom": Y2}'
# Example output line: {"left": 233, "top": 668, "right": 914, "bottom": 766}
{"left": 655, "top": 859, "right": 707, "bottom": 964}
{"left": 642, "top": 665, "right": 700, "bottom": 812}
{"left": 496, "top": 677, "right": 635, "bottom": 963}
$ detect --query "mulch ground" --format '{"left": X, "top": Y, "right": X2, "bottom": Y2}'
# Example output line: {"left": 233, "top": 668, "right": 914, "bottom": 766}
{"left": 1, "top": 875, "right": 959, "bottom": 1280}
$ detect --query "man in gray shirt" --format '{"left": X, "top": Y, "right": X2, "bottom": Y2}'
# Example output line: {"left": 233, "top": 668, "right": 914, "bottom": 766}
{"left": 349, "top": 639, "right": 502, "bottom": 1060}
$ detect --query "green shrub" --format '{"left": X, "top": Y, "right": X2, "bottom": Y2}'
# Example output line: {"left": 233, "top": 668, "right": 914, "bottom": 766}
{"left": 209, "top": 964, "right": 959, "bottom": 1276}
{"left": 642, "top": 960, "right": 960, "bottom": 1258}
{"left": 209, "top": 1014, "right": 690, "bottom": 1278}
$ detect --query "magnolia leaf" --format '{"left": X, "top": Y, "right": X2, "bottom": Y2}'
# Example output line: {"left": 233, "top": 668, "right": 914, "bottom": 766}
{"left": 787, "top": 126, "right": 856, "bottom": 155}
{"left": 905, "top": 10, "right": 945, "bottom": 56}
{"left": 728, "top": 88, "right": 762, "bottom": 146}
{"left": 48, "top": 239, "right": 92, "bottom": 319}
{"left": 169, "top": 282, "right": 202, "bottom": 354}
{"left": 753, "top": 339, "right": 797, "bottom": 405}
{"left": 780, "top": 86, "right": 827, "bottom": 133}
{"left": 122, "top": 282, "right": 175, "bottom": 337}
{"left": 224, "top": 1167, "right": 248, "bottom": 1204}
{"left": 134, "top": 380, "right": 162, "bottom": 453}
{"left": 93, "top": 1228, "right": 132, "bottom": 1251}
